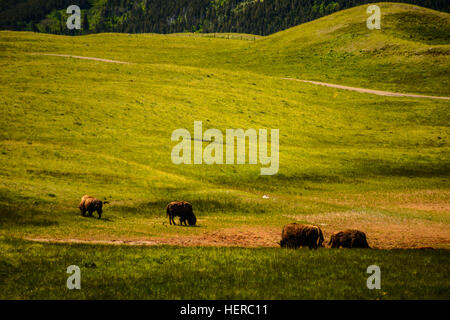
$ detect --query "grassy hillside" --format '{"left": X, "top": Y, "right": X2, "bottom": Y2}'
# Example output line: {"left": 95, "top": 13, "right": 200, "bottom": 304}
{"left": 0, "top": 3, "right": 449, "bottom": 299}
{"left": 251, "top": 3, "right": 450, "bottom": 94}
{"left": 2, "top": 3, "right": 448, "bottom": 95}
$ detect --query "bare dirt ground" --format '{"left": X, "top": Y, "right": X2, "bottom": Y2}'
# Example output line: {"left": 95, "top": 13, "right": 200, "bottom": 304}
{"left": 24, "top": 217, "right": 449, "bottom": 249}
{"left": 24, "top": 227, "right": 281, "bottom": 248}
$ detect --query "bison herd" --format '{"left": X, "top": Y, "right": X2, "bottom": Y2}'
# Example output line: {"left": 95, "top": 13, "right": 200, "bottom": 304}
{"left": 78, "top": 197, "right": 197, "bottom": 226}
{"left": 78, "top": 197, "right": 370, "bottom": 249}
{"left": 280, "top": 223, "right": 370, "bottom": 249}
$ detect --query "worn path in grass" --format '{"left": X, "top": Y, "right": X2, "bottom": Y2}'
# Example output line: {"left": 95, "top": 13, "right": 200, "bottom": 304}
{"left": 34, "top": 53, "right": 450, "bottom": 100}
{"left": 282, "top": 78, "right": 450, "bottom": 100}
{"left": 34, "top": 53, "right": 131, "bottom": 64}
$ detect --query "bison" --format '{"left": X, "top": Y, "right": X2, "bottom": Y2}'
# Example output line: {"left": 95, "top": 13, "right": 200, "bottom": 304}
{"left": 279, "top": 223, "right": 324, "bottom": 249}
{"left": 166, "top": 201, "right": 196, "bottom": 226}
{"left": 78, "top": 195, "right": 106, "bottom": 219}
{"left": 329, "top": 229, "right": 370, "bottom": 248}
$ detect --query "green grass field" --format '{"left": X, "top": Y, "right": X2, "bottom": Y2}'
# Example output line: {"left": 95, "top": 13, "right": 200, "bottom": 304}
{"left": 0, "top": 3, "right": 449, "bottom": 299}
{"left": 1, "top": 237, "right": 448, "bottom": 299}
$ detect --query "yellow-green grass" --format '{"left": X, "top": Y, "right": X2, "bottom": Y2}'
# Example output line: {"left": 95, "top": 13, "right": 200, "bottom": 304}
{"left": 1, "top": 238, "right": 449, "bottom": 299}
{"left": 1, "top": 3, "right": 448, "bottom": 95}
{"left": 0, "top": 49, "right": 448, "bottom": 246}
{"left": 0, "top": 2, "right": 449, "bottom": 299}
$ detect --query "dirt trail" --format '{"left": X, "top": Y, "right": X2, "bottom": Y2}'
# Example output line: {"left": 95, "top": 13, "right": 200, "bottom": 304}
{"left": 282, "top": 78, "right": 450, "bottom": 100}
{"left": 35, "top": 53, "right": 130, "bottom": 64}
{"left": 35, "top": 53, "right": 449, "bottom": 100}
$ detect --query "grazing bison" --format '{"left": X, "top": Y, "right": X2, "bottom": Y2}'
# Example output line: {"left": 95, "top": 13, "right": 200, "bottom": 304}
{"left": 78, "top": 195, "right": 106, "bottom": 219}
{"left": 279, "top": 223, "right": 324, "bottom": 249}
{"left": 329, "top": 229, "right": 370, "bottom": 248}
{"left": 166, "top": 201, "right": 196, "bottom": 226}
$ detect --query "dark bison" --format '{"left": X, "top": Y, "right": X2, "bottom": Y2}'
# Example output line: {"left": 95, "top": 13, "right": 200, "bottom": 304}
{"left": 329, "top": 229, "right": 370, "bottom": 248}
{"left": 166, "top": 201, "right": 196, "bottom": 226}
{"left": 279, "top": 223, "right": 324, "bottom": 249}
{"left": 78, "top": 195, "right": 106, "bottom": 219}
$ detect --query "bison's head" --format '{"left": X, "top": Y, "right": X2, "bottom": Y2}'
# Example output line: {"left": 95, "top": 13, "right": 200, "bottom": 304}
{"left": 187, "top": 214, "right": 197, "bottom": 226}
{"left": 279, "top": 239, "right": 286, "bottom": 247}
{"left": 328, "top": 234, "right": 335, "bottom": 246}
{"left": 92, "top": 200, "right": 103, "bottom": 213}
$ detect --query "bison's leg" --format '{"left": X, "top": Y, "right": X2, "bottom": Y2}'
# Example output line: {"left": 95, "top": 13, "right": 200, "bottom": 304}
{"left": 80, "top": 207, "right": 86, "bottom": 216}
{"left": 358, "top": 237, "right": 370, "bottom": 248}
{"left": 344, "top": 239, "right": 352, "bottom": 248}
{"left": 97, "top": 210, "right": 102, "bottom": 219}
{"left": 88, "top": 210, "right": 93, "bottom": 217}
{"left": 169, "top": 214, "right": 172, "bottom": 225}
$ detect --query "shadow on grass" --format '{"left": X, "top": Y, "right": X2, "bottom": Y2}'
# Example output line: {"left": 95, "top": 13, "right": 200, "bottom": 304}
{"left": 352, "top": 158, "right": 450, "bottom": 178}
{"left": 0, "top": 204, "right": 58, "bottom": 227}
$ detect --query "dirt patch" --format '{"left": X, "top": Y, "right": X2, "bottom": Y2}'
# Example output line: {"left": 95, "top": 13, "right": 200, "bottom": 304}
{"left": 23, "top": 216, "right": 450, "bottom": 249}
{"left": 24, "top": 226, "right": 281, "bottom": 248}
{"left": 287, "top": 211, "right": 450, "bottom": 249}
{"left": 192, "top": 227, "right": 280, "bottom": 247}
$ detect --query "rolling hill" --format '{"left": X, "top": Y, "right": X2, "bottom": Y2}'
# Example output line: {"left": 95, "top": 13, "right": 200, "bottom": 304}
{"left": 2, "top": 3, "right": 448, "bottom": 95}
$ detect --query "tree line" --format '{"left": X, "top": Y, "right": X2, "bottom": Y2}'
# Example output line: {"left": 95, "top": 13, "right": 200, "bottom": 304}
{"left": 1, "top": 0, "right": 449, "bottom": 36}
